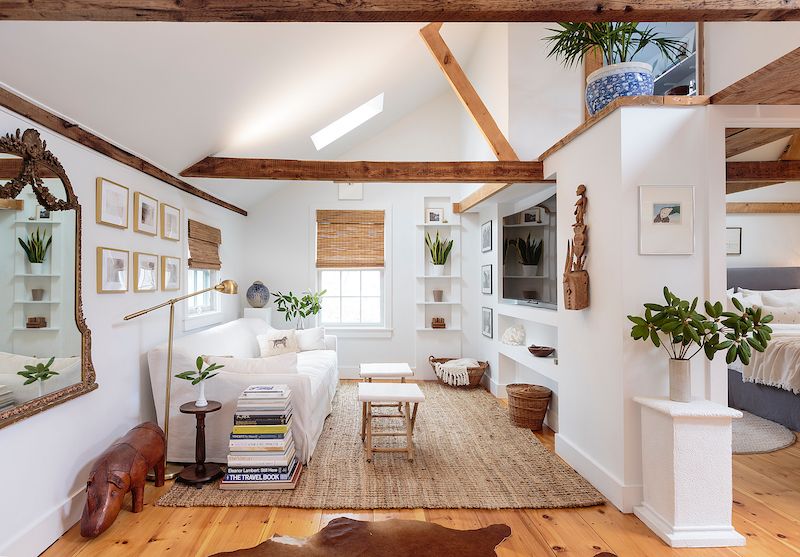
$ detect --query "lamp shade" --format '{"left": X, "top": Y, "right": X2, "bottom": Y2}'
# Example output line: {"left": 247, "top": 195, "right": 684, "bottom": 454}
{"left": 214, "top": 279, "right": 238, "bottom": 295}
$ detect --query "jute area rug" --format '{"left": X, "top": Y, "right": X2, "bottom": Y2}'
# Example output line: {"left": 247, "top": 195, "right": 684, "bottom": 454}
{"left": 733, "top": 410, "right": 796, "bottom": 455}
{"left": 157, "top": 382, "right": 604, "bottom": 509}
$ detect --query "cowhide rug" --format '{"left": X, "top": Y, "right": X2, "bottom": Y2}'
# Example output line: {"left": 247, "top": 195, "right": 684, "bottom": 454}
{"left": 210, "top": 517, "right": 512, "bottom": 557}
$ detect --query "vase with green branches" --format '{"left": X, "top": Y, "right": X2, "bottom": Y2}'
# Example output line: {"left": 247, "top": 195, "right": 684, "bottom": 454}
{"left": 516, "top": 234, "right": 543, "bottom": 277}
{"left": 425, "top": 231, "right": 454, "bottom": 277}
{"left": 543, "top": 23, "right": 688, "bottom": 115}
{"left": 273, "top": 290, "right": 327, "bottom": 329}
{"left": 17, "top": 356, "right": 58, "bottom": 397}
{"left": 18, "top": 227, "right": 52, "bottom": 275}
{"left": 175, "top": 356, "right": 224, "bottom": 407}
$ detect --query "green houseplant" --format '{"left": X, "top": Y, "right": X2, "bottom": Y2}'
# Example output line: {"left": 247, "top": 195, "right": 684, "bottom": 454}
{"left": 273, "top": 290, "right": 327, "bottom": 329}
{"left": 628, "top": 287, "right": 773, "bottom": 402}
{"left": 17, "top": 356, "right": 58, "bottom": 397}
{"left": 543, "top": 23, "right": 687, "bottom": 115}
{"left": 516, "top": 234, "right": 543, "bottom": 277}
{"left": 18, "top": 227, "right": 52, "bottom": 275}
{"left": 425, "top": 231, "right": 454, "bottom": 277}
{"left": 175, "top": 356, "right": 224, "bottom": 407}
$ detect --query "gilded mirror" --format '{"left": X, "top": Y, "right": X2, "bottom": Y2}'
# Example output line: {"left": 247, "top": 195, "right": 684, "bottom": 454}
{"left": 0, "top": 128, "right": 95, "bottom": 428}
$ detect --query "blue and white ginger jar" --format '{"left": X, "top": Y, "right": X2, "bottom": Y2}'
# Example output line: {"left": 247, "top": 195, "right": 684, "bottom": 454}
{"left": 246, "top": 281, "right": 270, "bottom": 308}
{"left": 585, "top": 61, "right": 654, "bottom": 116}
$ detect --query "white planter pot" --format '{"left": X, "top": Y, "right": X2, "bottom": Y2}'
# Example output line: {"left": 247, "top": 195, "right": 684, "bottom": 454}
{"left": 430, "top": 264, "right": 446, "bottom": 277}
{"left": 29, "top": 262, "right": 43, "bottom": 275}
{"left": 669, "top": 359, "right": 691, "bottom": 403}
{"left": 521, "top": 264, "right": 539, "bottom": 277}
{"left": 196, "top": 381, "right": 208, "bottom": 407}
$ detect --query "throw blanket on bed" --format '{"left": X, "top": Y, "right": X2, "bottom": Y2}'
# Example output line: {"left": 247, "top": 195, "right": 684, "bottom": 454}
{"left": 434, "top": 358, "right": 479, "bottom": 387}
{"left": 744, "top": 334, "right": 800, "bottom": 394}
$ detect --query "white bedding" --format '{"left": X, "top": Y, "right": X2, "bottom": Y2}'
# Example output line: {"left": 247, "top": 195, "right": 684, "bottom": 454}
{"left": 736, "top": 324, "right": 800, "bottom": 394}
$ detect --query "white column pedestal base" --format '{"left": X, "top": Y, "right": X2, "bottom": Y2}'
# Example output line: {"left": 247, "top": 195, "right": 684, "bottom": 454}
{"left": 634, "top": 503, "right": 745, "bottom": 548}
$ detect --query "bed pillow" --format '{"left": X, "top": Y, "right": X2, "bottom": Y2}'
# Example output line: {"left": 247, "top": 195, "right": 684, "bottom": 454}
{"left": 296, "top": 327, "right": 326, "bottom": 352}
{"left": 726, "top": 291, "right": 762, "bottom": 313}
{"left": 739, "top": 287, "right": 800, "bottom": 299}
{"left": 754, "top": 304, "right": 800, "bottom": 325}
{"left": 257, "top": 329, "right": 298, "bottom": 357}
{"left": 762, "top": 291, "right": 800, "bottom": 307}
{"left": 204, "top": 353, "right": 298, "bottom": 374}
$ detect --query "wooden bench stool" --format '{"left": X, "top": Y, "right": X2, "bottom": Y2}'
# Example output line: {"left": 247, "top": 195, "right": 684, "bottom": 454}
{"left": 359, "top": 362, "right": 414, "bottom": 414}
{"left": 358, "top": 382, "right": 425, "bottom": 462}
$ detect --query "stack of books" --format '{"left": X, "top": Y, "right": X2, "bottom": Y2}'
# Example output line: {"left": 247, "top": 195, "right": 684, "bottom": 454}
{"left": 220, "top": 384, "right": 302, "bottom": 490}
{"left": 0, "top": 386, "right": 14, "bottom": 411}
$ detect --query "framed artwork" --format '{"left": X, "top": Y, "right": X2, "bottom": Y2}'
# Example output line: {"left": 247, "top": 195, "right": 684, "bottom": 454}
{"left": 481, "top": 220, "right": 492, "bottom": 252}
{"left": 96, "top": 178, "right": 129, "bottom": 229}
{"left": 523, "top": 207, "right": 543, "bottom": 224}
{"left": 96, "top": 247, "right": 129, "bottom": 293}
{"left": 481, "top": 264, "right": 492, "bottom": 294}
{"left": 161, "top": 256, "right": 181, "bottom": 291}
{"left": 134, "top": 192, "right": 158, "bottom": 236}
{"left": 426, "top": 208, "right": 444, "bottom": 223}
{"left": 35, "top": 205, "right": 51, "bottom": 221}
{"left": 160, "top": 203, "right": 181, "bottom": 241}
{"left": 638, "top": 186, "right": 695, "bottom": 255}
{"left": 482, "top": 307, "right": 493, "bottom": 338}
{"left": 726, "top": 227, "right": 742, "bottom": 255}
{"left": 133, "top": 252, "right": 158, "bottom": 292}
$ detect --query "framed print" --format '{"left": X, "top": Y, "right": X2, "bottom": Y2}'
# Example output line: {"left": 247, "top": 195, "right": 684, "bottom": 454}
{"left": 481, "top": 264, "right": 492, "bottom": 294}
{"left": 523, "top": 207, "right": 543, "bottom": 224}
{"left": 481, "top": 220, "right": 492, "bottom": 252}
{"left": 726, "top": 227, "right": 742, "bottom": 255}
{"left": 482, "top": 307, "right": 493, "bottom": 338}
{"left": 96, "top": 178, "right": 129, "bottom": 229}
{"left": 638, "top": 186, "right": 695, "bottom": 255}
{"left": 133, "top": 252, "right": 158, "bottom": 292}
{"left": 161, "top": 256, "right": 181, "bottom": 291}
{"left": 35, "top": 205, "right": 51, "bottom": 221}
{"left": 134, "top": 192, "right": 158, "bottom": 236}
{"left": 96, "top": 247, "right": 129, "bottom": 293}
{"left": 426, "top": 208, "right": 444, "bottom": 223}
{"left": 160, "top": 203, "right": 181, "bottom": 241}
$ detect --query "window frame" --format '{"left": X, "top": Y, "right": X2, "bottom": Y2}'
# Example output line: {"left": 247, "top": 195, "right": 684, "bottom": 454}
{"left": 184, "top": 267, "right": 223, "bottom": 331}
{"left": 317, "top": 268, "right": 386, "bottom": 328}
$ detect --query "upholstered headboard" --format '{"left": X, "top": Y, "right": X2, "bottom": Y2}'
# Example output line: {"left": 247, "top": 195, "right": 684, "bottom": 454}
{"left": 727, "top": 267, "right": 800, "bottom": 291}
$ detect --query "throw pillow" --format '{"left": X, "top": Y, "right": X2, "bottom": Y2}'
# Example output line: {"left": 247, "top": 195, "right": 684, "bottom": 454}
{"left": 257, "top": 329, "right": 298, "bottom": 357}
{"left": 726, "top": 291, "right": 762, "bottom": 313}
{"left": 739, "top": 287, "right": 800, "bottom": 299}
{"left": 204, "top": 353, "right": 298, "bottom": 374}
{"left": 296, "top": 327, "right": 326, "bottom": 351}
{"left": 762, "top": 292, "right": 800, "bottom": 307}
{"left": 753, "top": 304, "right": 800, "bottom": 325}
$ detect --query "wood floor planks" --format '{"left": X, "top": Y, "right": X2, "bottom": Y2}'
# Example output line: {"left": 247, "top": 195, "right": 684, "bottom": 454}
{"left": 42, "top": 426, "right": 800, "bottom": 557}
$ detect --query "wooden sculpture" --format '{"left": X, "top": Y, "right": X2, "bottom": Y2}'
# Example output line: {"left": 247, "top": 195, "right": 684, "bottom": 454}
{"left": 564, "top": 184, "right": 589, "bottom": 310}
{"left": 80, "top": 422, "right": 165, "bottom": 538}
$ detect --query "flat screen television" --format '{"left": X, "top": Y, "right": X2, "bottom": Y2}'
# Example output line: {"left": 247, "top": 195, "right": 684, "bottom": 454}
{"left": 501, "top": 193, "right": 557, "bottom": 309}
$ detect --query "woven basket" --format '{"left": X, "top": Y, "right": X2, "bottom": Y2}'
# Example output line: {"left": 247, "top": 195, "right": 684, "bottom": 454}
{"left": 506, "top": 384, "right": 552, "bottom": 430}
{"left": 429, "top": 357, "right": 489, "bottom": 389}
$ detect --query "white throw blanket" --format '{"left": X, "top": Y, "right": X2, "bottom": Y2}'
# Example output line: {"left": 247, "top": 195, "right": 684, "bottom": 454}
{"left": 743, "top": 333, "right": 800, "bottom": 394}
{"left": 434, "top": 358, "right": 479, "bottom": 386}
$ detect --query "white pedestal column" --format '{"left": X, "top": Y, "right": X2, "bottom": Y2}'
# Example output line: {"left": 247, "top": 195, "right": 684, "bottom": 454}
{"left": 243, "top": 307, "right": 272, "bottom": 325}
{"left": 633, "top": 397, "right": 745, "bottom": 548}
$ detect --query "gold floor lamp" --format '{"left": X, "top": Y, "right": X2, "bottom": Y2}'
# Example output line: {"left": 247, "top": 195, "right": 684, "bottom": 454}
{"left": 124, "top": 279, "right": 238, "bottom": 479}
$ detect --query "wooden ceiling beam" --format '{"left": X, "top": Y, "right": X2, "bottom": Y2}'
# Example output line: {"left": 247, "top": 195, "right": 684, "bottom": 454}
{"left": 727, "top": 160, "right": 800, "bottom": 182}
{"left": 781, "top": 131, "right": 800, "bottom": 160}
{"left": 711, "top": 47, "right": 800, "bottom": 105}
{"left": 1, "top": 1, "right": 797, "bottom": 22}
{"left": 726, "top": 181, "right": 783, "bottom": 194}
{"left": 180, "top": 157, "right": 545, "bottom": 183}
{"left": 725, "top": 128, "right": 797, "bottom": 158}
{"left": 727, "top": 202, "right": 800, "bottom": 214}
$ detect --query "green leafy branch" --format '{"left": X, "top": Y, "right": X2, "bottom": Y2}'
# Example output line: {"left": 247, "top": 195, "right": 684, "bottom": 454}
{"left": 175, "top": 356, "right": 223, "bottom": 385}
{"left": 17, "top": 357, "right": 58, "bottom": 385}
{"left": 273, "top": 290, "right": 327, "bottom": 324}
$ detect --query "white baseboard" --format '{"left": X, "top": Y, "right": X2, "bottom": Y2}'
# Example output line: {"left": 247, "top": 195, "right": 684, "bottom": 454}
{"left": 555, "top": 433, "right": 642, "bottom": 513}
{"left": 634, "top": 504, "right": 745, "bottom": 548}
{"left": 2, "top": 487, "right": 85, "bottom": 557}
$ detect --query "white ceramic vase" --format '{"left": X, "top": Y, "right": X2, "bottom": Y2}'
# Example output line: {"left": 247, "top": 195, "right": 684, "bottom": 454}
{"left": 29, "top": 262, "right": 43, "bottom": 275}
{"left": 521, "top": 264, "right": 539, "bottom": 277}
{"left": 196, "top": 381, "right": 208, "bottom": 407}
{"left": 430, "top": 264, "right": 446, "bottom": 277}
{"left": 669, "top": 358, "right": 691, "bottom": 403}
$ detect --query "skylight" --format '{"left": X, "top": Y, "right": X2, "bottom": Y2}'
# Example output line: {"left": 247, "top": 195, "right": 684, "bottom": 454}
{"left": 311, "top": 93, "right": 384, "bottom": 150}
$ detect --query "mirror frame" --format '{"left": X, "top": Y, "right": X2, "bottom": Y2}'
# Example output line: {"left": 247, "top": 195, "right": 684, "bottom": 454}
{"left": 0, "top": 128, "right": 96, "bottom": 428}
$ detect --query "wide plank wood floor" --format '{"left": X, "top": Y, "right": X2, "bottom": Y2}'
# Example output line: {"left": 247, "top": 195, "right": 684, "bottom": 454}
{"left": 42, "top": 425, "right": 800, "bottom": 557}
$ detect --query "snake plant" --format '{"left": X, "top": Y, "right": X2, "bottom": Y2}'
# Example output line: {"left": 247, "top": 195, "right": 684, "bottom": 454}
{"left": 18, "top": 228, "right": 52, "bottom": 263}
{"left": 425, "top": 231, "right": 454, "bottom": 265}
{"left": 516, "top": 234, "right": 543, "bottom": 266}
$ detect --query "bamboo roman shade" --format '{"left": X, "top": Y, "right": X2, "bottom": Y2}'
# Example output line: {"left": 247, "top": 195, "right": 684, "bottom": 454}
{"left": 188, "top": 219, "right": 222, "bottom": 270}
{"left": 316, "top": 209, "right": 385, "bottom": 268}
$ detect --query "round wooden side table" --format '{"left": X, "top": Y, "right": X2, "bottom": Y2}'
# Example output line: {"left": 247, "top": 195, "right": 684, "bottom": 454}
{"left": 178, "top": 400, "right": 224, "bottom": 485}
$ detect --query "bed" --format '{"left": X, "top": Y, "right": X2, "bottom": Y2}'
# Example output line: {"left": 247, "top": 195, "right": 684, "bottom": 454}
{"left": 727, "top": 266, "right": 800, "bottom": 431}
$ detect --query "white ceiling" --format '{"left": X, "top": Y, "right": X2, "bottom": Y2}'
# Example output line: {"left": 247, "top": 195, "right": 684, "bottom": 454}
{"left": 0, "top": 22, "right": 487, "bottom": 208}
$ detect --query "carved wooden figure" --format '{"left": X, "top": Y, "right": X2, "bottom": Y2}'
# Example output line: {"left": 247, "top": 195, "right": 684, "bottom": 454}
{"left": 80, "top": 422, "right": 165, "bottom": 538}
{"left": 564, "top": 185, "right": 590, "bottom": 310}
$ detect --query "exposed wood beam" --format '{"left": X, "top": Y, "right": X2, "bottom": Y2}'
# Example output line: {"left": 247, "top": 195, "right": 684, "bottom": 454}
{"left": 726, "top": 181, "right": 783, "bottom": 194}
{"left": 454, "top": 180, "right": 557, "bottom": 213}
{"left": 0, "top": 199, "right": 24, "bottom": 210}
{"left": 726, "top": 160, "right": 800, "bottom": 183}
{"left": 781, "top": 131, "right": 800, "bottom": 160}
{"left": 1, "top": 2, "right": 798, "bottom": 22}
{"left": 180, "top": 157, "right": 544, "bottom": 183}
{"left": 711, "top": 47, "right": 800, "bottom": 105}
{"left": 0, "top": 87, "right": 247, "bottom": 216}
{"left": 0, "top": 158, "right": 58, "bottom": 179}
{"left": 727, "top": 202, "right": 800, "bottom": 214}
{"left": 725, "top": 128, "right": 796, "bottom": 158}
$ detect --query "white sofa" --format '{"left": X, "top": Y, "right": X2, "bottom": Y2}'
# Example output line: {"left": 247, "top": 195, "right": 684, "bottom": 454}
{"left": 0, "top": 352, "right": 81, "bottom": 405}
{"left": 147, "top": 318, "right": 338, "bottom": 464}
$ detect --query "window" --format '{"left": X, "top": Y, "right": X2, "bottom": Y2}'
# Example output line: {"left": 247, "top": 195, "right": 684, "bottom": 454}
{"left": 186, "top": 268, "right": 220, "bottom": 317}
{"left": 319, "top": 269, "right": 383, "bottom": 327}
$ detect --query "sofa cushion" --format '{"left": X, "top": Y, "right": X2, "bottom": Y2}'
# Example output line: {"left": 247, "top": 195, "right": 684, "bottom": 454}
{"left": 258, "top": 329, "right": 299, "bottom": 357}
{"left": 204, "top": 353, "right": 298, "bottom": 374}
{"left": 296, "top": 327, "right": 326, "bottom": 352}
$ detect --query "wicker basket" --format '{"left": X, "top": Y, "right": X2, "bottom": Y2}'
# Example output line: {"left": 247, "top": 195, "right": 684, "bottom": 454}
{"left": 506, "top": 384, "right": 552, "bottom": 430}
{"left": 429, "top": 356, "right": 489, "bottom": 389}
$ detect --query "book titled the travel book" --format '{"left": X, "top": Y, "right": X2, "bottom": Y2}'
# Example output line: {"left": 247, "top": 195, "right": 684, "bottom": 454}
{"left": 223, "top": 456, "right": 299, "bottom": 483}
{"left": 220, "top": 461, "right": 303, "bottom": 491}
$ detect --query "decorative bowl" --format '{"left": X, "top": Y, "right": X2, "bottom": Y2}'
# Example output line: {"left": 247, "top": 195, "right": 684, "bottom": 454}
{"left": 528, "top": 345, "right": 555, "bottom": 358}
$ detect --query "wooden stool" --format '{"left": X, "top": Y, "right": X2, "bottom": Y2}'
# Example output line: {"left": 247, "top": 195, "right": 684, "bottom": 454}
{"left": 359, "top": 362, "right": 414, "bottom": 414}
{"left": 358, "top": 382, "right": 425, "bottom": 462}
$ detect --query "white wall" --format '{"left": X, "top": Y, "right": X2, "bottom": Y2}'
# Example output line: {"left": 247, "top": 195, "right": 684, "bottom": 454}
{"left": 0, "top": 106, "right": 248, "bottom": 557}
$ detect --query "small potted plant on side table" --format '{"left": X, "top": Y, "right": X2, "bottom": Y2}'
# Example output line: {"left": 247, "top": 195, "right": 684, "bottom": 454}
{"left": 17, "top": 356, "right": 58, "bottom": 397}
{"left": 628, "top": 287, "right": 773, "bottom": 402}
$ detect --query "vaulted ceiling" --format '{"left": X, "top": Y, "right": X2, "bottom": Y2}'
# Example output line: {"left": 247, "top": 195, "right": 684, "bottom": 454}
{"left": 0, "top": 22, "right": 489, "bottom": 207}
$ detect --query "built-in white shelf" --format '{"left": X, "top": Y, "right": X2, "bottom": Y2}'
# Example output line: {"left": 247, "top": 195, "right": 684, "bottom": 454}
{"left": 496, "top": 302, "right": 559, "bottom": 327}
{"left": 498, "top": 343, "right": 557, "bottom": 381}
{"left": 504, "top": 275, "right": 547, "bottom": 279}
{"left": 416, "top": 223, "right": 459, "bottom": 228}
{"left": 15, "top": 273, "right": 60, "bottom": 278}
{"left": 503, "top": 223, "right": 547, "bottom": 228}
{"left": 13, "top": 300, "right": 60, "bottom": 304}
{"left": 12, "top": 327, "right": 60, "bottom": 332}
{"left": 15, "top": 221, "right": 61, "bottom": 226}
{"left": 416, "top": 301, "right": 460, "bottom": 305}
{"left": 416, "top": 327, "right": 462, "bottom": 332}
{"left": 416, "top": 275, "right": 460, "bottom": 279}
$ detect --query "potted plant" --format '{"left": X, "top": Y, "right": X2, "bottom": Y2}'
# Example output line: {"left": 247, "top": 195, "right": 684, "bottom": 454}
{"left": 17, "top": 356, "right": 58, "bottom": 397}
{"left": 273, "top": 289, "right": 327, "bottom": 329}
{"left": 18, "top": 227, "right": 52, "bottom": 275}
{"left": 425, "top": 231, "right": 454, "bottom": 277}
{"left": 543, "top": 23, "right": 687, "bottom": 115}
{"left": 175, "top": 356, "right": 224, "bottom": 407}
{"left": 628, "top": 287, "right": 773, "bottom": 402}
{"left": 516, "top": 234, "right": 543, "bottom": 277}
